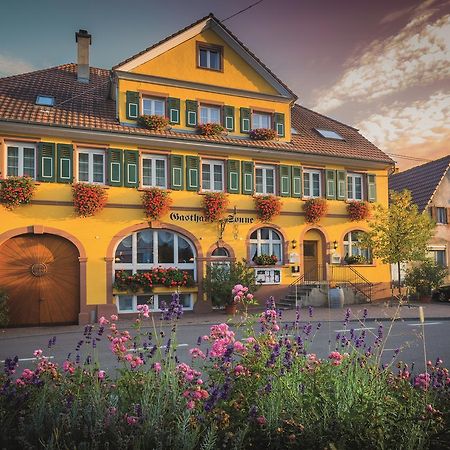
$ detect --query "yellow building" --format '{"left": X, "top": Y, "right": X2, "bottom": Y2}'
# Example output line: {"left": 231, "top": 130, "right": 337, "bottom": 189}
{"left": 0, "top": 14, "right": 395, "bottom": 326}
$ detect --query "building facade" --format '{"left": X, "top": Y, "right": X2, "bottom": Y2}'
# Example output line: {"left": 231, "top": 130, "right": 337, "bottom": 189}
{"left": 0, "top": 15, "right": 394, "bottom": 326}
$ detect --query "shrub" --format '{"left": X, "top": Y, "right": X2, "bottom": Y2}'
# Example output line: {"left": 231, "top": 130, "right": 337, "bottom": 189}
{"left": 253, "top": 254, "right": 278, "bottom": 266}
{"left": 142, "top": 188, "right": 172, "bottom": 221}
{"left": 404, "top": 259, "right": 447, "bottom": 297}
{"left": 347, "top": 200, "right": 371, "bottom": 221}
{"left": 303, "top": 197, "right": 328, "bottom": 223}
{"left": 138, "top": 115, "right": 169, "bottom": 131}
{"left": 72, "top": 183, "right": 107, "bottom": 217}
{"left": 254, "top": 195, "right": 282, "bottom": 222}
{"left": 249, "top": 128, "right": 277, "bottom": 141}
{"left": 202, "top": 192, "right": 229, "bottom": 222}
{"left": 0, "top": 176, "right": 35, "bottom": 209}
{"left": 197, "top": 123, "right": 225, "bottom": 136}
{"left": 0, "top": 289, "right": 9, "bottom": 327}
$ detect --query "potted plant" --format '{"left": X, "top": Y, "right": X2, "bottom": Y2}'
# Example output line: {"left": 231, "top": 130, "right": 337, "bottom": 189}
{"left": 72, "top": 183, "right": 108, "bottom": 217}
{"left": 404, "top": 259, "right": 447, "bottom": 302}
{"left": 249, "top": 128, "right": 277, "bottom": 141}
{"left": 347, "top": 201, "right": 371, "bottom": 221}
{"left": 253, "top": 254, "right": 278, "bottom": 266}
{"left": 254, "top": 195, "right": 282, "bottom": 222}
{"left": 344, "top": 254, "right": 368, "bottom": 265}
{"left": 303, "top": 198, "right": 328, "bottom": 223}
{"left": 197, "top": 123, "right": 226, "bottom": 136}
{"left": 142, "top": 188, "right": 172, "bottom": 221}
{"left": 0, "top": 176, "right": 35, "bottom": 210}
{"left": 202, "top": 192, "right": 229, "bottom": 222}
{"left": 138, "top": 115, "right": 170, "bottom": 131}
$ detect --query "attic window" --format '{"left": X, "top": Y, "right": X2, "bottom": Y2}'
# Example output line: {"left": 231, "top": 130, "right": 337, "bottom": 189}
{"left": 315, "top": 128, "right": 344, "bottom": 140}
{"left": 197, "top": 43, "right": 222, "bottom": 71}
{"left": 36, "top": 95, "right": 55, "bottom": 106}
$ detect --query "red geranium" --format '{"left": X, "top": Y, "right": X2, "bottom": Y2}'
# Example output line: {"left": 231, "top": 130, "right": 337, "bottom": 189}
{"left": 138, "top": 115, "right": 170, "bottom": 131}
{"left": 254, "top": 195, "right": 282, "bottom": 222}
{"left": 249, "top": 128, "right": 277, "bottom": 141}
{"left": 303, "top": 198, "right": 328, "bottom": 223}
{"left": 142, "top": 188, "right": 172, "bottom": 221}
{"left": 347, "top": 201, "right": 371, "bottom": 221}
{"left": 0, "top": 176, "right": 35, "bottom": 209}
{"left": 202, "top": 192, "right": 229, "bottom": 222}
{"left": 197, "top": 123, "right": 225, "bottom": 136}
{"left": 72, "top": 183, "right": 108, "bottom": 217}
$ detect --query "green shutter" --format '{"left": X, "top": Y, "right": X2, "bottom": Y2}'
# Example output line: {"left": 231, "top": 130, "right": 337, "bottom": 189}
{"left": 57, "top": 144, "right": 73, "bottom": 183}
{"left": 170, "top": 154, "right": 184, "bottom": 190}
{"left": 279, "top": 165, "right": 291, "bottom": 197}
{"left": 107, "top": 149, "right": 123, "bottom": 187}
{"left": 227, "top": 159, "right": 240, "bottom": 193}
{"left": 368, "top": 174, "right": 377, "bottom": 202}
{"left": 185, "top": 100, "right": 198, "bottom": 127}
{"left": 223, "top": 105, "right": 235, "bottom": 131}
{"left": 37, "top": 142, "right": 55, "bottom": 182}
{"left": 326, "top": 170, "right": 336, "bottom": 199}
{"left": 124, "top": 150, "right": 139, "bottom": 187}
{"left": 240, "top": 107, "right": 251, "bottom": 133}
{"left": 241, "top": 161, "right": 254, "bottom": 195}
{"left": 274, "top": 113, "right": 285, "bottom": 137}
{"left": 126, "top": 91, "right": 139, "bottom": 120}
{"left": 186, "top": 156, "right": 200, "bottom": 191}
{"left": 168, "top": 97, "right": 180, "bottom": 124}
{"left": 337, "top": 170, "right": 347, "bottom": 200}
{"left": 292, "top": 166, "right": 302, "bottom": 198}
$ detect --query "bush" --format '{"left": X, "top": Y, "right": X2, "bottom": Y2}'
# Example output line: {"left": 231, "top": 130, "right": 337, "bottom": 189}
{"left": 0, "top": 289, "right": 9, "bottom": 327}
{"left": 404, "top": 259, "right": 447, "bottom": 297}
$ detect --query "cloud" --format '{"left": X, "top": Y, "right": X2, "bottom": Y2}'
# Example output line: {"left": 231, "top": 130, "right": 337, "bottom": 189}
{"left": 357, "top": 91, "right": 450, "bottom": 169}
{"left": 313, "top": 10, "right": 450, "bottom": 113}
{"left": 0, "top": 54, "right": 35, "bottom": 78}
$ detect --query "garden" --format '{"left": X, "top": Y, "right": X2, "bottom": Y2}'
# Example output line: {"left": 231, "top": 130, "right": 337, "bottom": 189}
{"left": 1, "top": 287, "right": 450, "bottom": 449}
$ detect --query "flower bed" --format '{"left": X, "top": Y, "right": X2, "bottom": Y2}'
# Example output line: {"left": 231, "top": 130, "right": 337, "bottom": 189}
{"left": 197, "top": 123, "right": 225, "bottom": 136}
{"left": 142, "top": 187, "right": 172, "bottom": 221}
{"left": 253, "top": 254, "right": 278, "bottom": 266}
{"left": 114, "top": 268, "right": 194, "bottom": 292}
{"left": 0, "top": 176, "right": 35, "bottom": 209}
{"left": 347, "top": 200, "right": 371, "bottom": 221}
{"left": 249, "top": 128, "right": 277, "bottom": 141}
{"left": 138, "top": 115, "right": 169, "bottom": 131}
{"left": 254, "top": 195, "right": 282, "bottom": 222}
{"left": 72, "top": 183, "right": 107, "bottom": 217}
{"left": 303, "top": 197, "right": 328, "bottom": 223}
{"left": 202, "top": 192, "right": 228, "bottom": 222}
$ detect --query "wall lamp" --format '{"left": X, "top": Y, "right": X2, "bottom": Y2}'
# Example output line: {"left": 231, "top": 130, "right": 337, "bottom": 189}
{"left": 291, "top": 239, "right": 297, "bottom": 249}
{"left": 333, "top": 240, "right": 338, "bottom": 250}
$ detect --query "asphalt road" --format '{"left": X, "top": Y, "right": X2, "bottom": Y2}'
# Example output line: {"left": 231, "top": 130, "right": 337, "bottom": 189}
{"left": 1, "top": 318, "right": 449, "bottom": 375}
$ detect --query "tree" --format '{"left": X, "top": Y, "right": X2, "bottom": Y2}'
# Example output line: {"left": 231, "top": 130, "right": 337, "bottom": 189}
{"left": 360, "top": 190, "right": 435, "bottom": 295}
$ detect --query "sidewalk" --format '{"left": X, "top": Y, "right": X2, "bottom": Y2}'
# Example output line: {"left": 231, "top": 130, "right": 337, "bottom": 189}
{"left": 1, "top": 300, "right": 449, "bottom": 339}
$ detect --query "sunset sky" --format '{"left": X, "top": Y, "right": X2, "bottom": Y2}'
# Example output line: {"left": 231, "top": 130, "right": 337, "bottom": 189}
{"left": 1, "top": 0, "right": 448, "bottom": 170}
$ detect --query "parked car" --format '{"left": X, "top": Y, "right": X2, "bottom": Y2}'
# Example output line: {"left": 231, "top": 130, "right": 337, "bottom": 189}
{"left": 431, "top": 284, "right": 450, "bottom": 302}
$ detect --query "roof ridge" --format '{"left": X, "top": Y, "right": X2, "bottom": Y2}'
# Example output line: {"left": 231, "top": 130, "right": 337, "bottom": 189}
{"left": 293, "top": 103, "right": 359, "bottom": 131}
{"left": 391, "top": 154, "right": 450, "bottom": 177}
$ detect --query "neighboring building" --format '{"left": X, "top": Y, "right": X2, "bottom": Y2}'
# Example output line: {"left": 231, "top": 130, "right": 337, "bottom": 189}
{"left": 389, "top": 155, "right": 450, "bottom": 282}
{"left": 0, "top": 14, "right": 395, "bottom": 326}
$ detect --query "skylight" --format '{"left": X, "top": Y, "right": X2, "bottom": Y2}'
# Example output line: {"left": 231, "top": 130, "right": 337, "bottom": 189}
{"left": 315, "top": 128, "right": 344, "bottom": 140}
{"left": 36, "top": 95, "right": 55, "bottom": 106}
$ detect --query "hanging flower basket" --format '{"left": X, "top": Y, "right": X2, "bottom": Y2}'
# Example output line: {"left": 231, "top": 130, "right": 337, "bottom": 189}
{"left": 0, "top": 176, "right": 35, "bottom": 210}
{"left": 202, "top": 192, "right": 229, "bottom": 222}
{"left": 303, "top": 198, "right": 328, "bottom": 223}
{"left": 138, "top": 115, "right": 170, "bottom": 131}
{"left": 347, "top": 201, "right": 371, "bottom": 221}
{"left": 72, "top": 183, "right": 108, "bottom": 217}
{"left": 142, "top": 188, "right": 172, "bottom": 221}
{"left": 197, "top": 123, "right": 226, "bottom": 136}
{"left": 254, "top": 195, "right": 282, "bottom": 222}
{"left": 249, "top": 128, "right": 277, "bottom": 141}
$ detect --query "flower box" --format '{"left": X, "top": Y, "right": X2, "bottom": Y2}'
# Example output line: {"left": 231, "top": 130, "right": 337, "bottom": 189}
{"left": 72, "top": 183, "right": 107, "bottom": 217}
{"left": 202, "top": 192, "right": 228, "bottom": 222}
{"left": 0, "top": 176, "right": 35, "bottom": 210}
{"left": 254, "top": 195, "right": 282, "bottom": 222}
{"left": 303, "top": 198, "right": 327, "bottom": 223}
{"left": 253, "top": 254, "right": 278, "bottom": 266}
{"left": 197, "top": 123, "right": 226, "bottom": 136}
{"left": 142, "top": 188, "right": 172, "bottom": 221}
{"left": 138, "top": 115, "right": 170, "bottom": 131}
{"left": 249, "top": 128, "right": 277, "bottom": 141}
{"left": 347, "top": 201, "right": 371, "bottom": 221}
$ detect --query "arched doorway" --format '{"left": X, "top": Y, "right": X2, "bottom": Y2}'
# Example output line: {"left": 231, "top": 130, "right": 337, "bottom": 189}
{"left": 302, "top": 229, "right": 327, "bottom": 281}
{"left": 0, "top": 234, "right": 80, "bottom": 326}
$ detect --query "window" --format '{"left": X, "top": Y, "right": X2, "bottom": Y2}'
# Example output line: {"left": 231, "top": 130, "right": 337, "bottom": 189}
{"left": 303, "top": 169, "right": 321, "bottom": 198}
{"left": 343, "top": 231, "right": 371, "bottom": 263}
{"left": 250, "top": 228, "right": 283, "bottom": 263}
{"left": 252, "top": 112, "right": 271, "bottom": 129}
{"left": 78, "top": 149, "right": 105, "bottom": 184}
{"left": 202, "top": 159, "right": 224, "bottom": 192}
{"left": 141, "top": 155, "right": 167, "bottom": 188}
{"left": 6, "top": 143, "right": 36, "bottom": 178}
{"left": 347, "top": 173, "right": 363, "bottom": 201}
{"left": 200, "top": 105, "right": 221, "bottom": 124}
{"left": 315, "top": 128, "right": 344, "bottom": 140}
{"left": 437, "top": 207, "right": 448, "bottom": 224}
{"left": 212, "top": 247, "right": 229, "bottom": 257}
{"left": 114, "top": 229, "right": 196, "bottom": 312}
{"left": 142, "top": 97, "right": 165, "bottom": 117}
{"left": 210, "top": 247, "right": 231, "bottom": 269}
{"left": 36, "top": 95, "right": 55, "bottom": 106}
{"left": 198, "top": 44, "right": 222, "bottom": 71}
{"left": 255, "top": 165, "right": 276, "bottom": 194}
{"left": 428, "top": 248, "right": 447, "bottom": 266}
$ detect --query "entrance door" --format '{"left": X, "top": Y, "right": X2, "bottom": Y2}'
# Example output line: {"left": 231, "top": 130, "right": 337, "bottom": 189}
{"left": 0, "top": 234, "right": 80, "bottom": 326}
{"left": 303, "top": 240, "right": 318, "bottom": 281}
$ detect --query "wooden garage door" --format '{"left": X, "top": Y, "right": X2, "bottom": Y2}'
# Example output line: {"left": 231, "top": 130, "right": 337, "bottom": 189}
{"left": 0, "top": 234, "right": 80, "bottom": 326}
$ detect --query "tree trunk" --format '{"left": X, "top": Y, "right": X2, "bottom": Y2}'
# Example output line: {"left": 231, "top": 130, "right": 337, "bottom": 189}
{"left": 397, "top": 261, "right": 402, "bottom": 297}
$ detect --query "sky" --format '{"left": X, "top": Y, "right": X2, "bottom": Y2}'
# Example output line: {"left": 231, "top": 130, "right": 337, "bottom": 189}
{"left": 1, "top": 0, "right": 449, "bottom": 170}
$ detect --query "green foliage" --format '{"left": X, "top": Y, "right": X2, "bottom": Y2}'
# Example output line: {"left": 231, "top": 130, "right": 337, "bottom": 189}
{"left": 0, "top": 289, "right": 9, "bottom": 327}
{"left": 404, "top": 259, "right": 448, "bottom": 297}
{"left": 203, "top": 259, "right": 259, "bottom": 306}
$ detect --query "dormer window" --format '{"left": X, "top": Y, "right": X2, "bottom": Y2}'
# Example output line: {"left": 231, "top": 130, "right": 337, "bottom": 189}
{"left": 200, "top": 105, "right": 221, "bottom": 124}
{"left": 252, "top": 111, "right": 271, "bottom": 129}
{"left": 197, "top": 43, "right": 222, "bottom": 71}
{"left": 36, "top": 95, "right": 55, "bottom": 106}
{"left": 142, "top": 97, "right": 165, "bottom": 117}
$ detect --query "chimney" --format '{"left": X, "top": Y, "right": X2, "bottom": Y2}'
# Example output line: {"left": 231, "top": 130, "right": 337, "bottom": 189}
{"left": 75, "top": 29, "right": 91, "bottom": 83}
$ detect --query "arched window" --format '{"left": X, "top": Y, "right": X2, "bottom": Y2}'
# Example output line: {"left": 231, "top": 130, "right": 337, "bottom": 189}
{"left": 211, "top": 247, "right": 229, "bottom": 257}
{"left": 114, "top": 229, "right": 196, "bottom": 312}
{"left": 249, "top": 228, "right": 283, "bottom": 264}
{"left": 343, "top": 231, "right": 371, "bottom": 264}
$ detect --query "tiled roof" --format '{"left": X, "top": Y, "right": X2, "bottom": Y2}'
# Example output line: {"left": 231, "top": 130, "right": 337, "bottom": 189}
{"left": 0, "top": 63, "right": 394, "bottom": 164}
{"left": 389, "top": 155, "right": 450, "bottom": 211}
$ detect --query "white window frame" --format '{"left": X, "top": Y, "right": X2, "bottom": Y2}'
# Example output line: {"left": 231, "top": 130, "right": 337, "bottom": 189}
{"left": 249, "top": 228, "right": 283, "bottom": 264}
{"left": 347, "top": 173, "right": 364, "bottom": 201}
{"left": 77, "top": 149, "right": 105, "bottom": 184}
{"left": 252, "top": 111, "right": 272, "bottom": 129}
{"left": 343, "top": 230, "right": 371, "bottom": 262}
{"left": 142, "top": 97, "right": 166, "bottom": 117}
{"left": 6, "top": 142, "right": 37, "bottom": 179}
{"left": 255, "top": 164, "right": 276, "bottom": 195}
{"left": 141, "top": 154, "right": 167, "bottom": 188}
{"left": 199, "top": 105, "right": 221, "bottom": 124}
{"left": 116, "top": 293, "right": 194, "bottom": 313}
{"left": 198, "top": 46, "right": 221, "bottom": 70}
{"left": 303, "top": 169, "right": 322, "bottom": 198}
{"left": 201, "top": 159, "right": 224, "bottom": 192}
